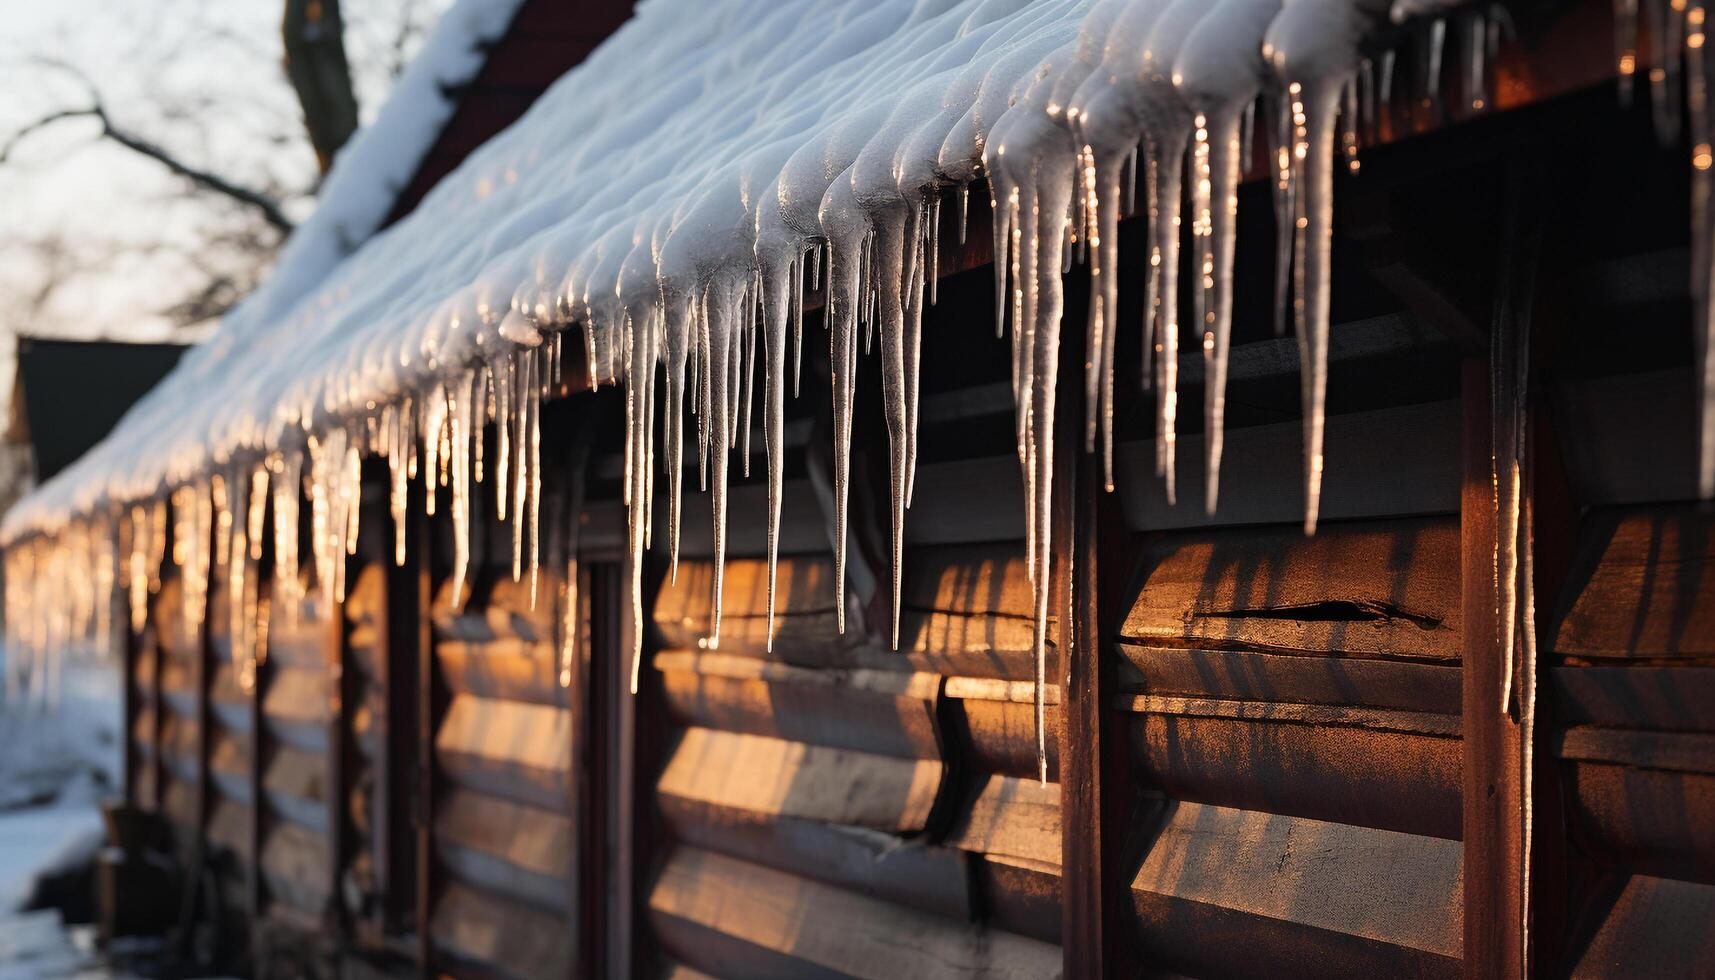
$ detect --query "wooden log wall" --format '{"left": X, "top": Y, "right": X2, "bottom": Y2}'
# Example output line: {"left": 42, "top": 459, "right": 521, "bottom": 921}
{"left": 426, "top": 565, "right": 577, "bottom": 978}
{"left": 637, "top": 271, "right": 1064, "bottom": 977}
{"left": 151, "top": 577, "right": 201, "bottom": 846}
{"left": 105, "top": 14, "right": 1715, "bottom": 977}
{"left": 410, "top": 417, "right": 610, "bottom": 980}
{"left": 253, "top": 581, "right": 339, "bottom": 934}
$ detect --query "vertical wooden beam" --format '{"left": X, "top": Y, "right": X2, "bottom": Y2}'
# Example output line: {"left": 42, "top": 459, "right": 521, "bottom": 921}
{"left": 151, "top": 614, "right": 166, "bottom": 813}
{"left": 566, "top": 562, "right": 588, "bottom": 979}
{"left": 412, "top": 500, "right": 436, "bottom": 976}
{"left": 379, "top": 472, "right": 420, "bottom": 938}
{"left": 1056, "top": 267, "right": 1100, "bottom": 975}
{"left": 605, "top": 560, "right": 636, "bottom": 980}
{"left": 1461, "top": 357, "right": 1524, "bottom": 979}
{"left": 325, "top": 578, "right": 349, "bottom": 939}
{"left": 1061, "top": 435, "right": 1105, "bottom": 976}
{"left": 193, "top": 542, "right": 214, "bottom": 917}
{"left": 121, "top": 603, "right": 139, "bottom": 807}
{"left": 1058, "top": 254, "right": 1135, "bottom": 976}
{"left": 247, "top": 585, "right": 266, "bottom": 957}
{"left": 556, "top": 427, "right": 594, "bottom": 980}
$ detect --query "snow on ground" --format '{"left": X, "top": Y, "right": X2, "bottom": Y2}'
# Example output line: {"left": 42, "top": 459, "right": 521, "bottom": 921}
{"left": 0, "top": 910, "right": 107, "bottom": 979}
{"left": 0, "top": 655, "right": 123, "bottom": 977}
{"left": 0, "top": 654, "right": 119, "bottom": 911}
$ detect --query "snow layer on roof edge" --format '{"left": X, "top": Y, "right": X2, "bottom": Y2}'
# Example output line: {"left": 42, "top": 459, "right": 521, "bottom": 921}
{"left": 2, "top": 0, "right": 527, "bottom": 536}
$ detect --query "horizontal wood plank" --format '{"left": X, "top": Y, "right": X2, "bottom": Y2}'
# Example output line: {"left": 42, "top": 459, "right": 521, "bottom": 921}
{"left": 1120, "top": 518, "right": 1462, "bottom": 662}
{"left": 659, "top": 795, "right": 973, "bottom": 921}
{"left": 1552, "top": 506, "right": 1715, "bottom": 660}
{"left": 649, "top": 847, "right": 1061, "bottom": 980}
{"left": 1128, "top": 801, "right": 1462, "bottom": 979}
{"left": 1122, "top": 706, "right": 1462, "bottom": 840}
{"left": 657, "top": 728, "right": 941, "bottom": 835}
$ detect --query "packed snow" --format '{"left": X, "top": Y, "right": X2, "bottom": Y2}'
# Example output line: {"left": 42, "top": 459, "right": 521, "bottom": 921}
{"left": 4, "top": 0, "right": 1711, "bottom": 785}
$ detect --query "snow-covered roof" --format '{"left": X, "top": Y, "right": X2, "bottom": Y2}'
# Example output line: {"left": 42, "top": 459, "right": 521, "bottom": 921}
{"left": 10, "top": 0, "right": 1708, "bottom": 780}
{"left": 6, "top": 0, "right": 1391, "bottom": 541}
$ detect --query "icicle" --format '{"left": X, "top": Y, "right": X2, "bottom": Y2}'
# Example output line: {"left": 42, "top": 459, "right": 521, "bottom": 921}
{"left": 874, "top": 207, "right": 912, "bottom": 650}
{"left": 1341, "top": 77, "right": 1361, "bottom": 172}
{"left": 904, "top": 202, "right": 926, "bottom": 510}
{"left": 1289, "top": 78, "right": 1343, "bottom": 535}
{"left": 1152, "top": 123, "right": 1189, "bottom": 506}
{"left": 791, "top": 251, "right": 805, "bottom": 400}
{"left": 228, "top": 466, "right": 250, "bottom": 686}
{"left": 474, "top": 369, "right": 488, "bottom": 485}
{"left": 272, "top": 450, "right": 302, "bottom": 624}
{"left": 212, "top": 472, "right": 231, "bottom": 570}
{"left": 663, "top": 291, "right": 691, "bottom": 583}
{"left": 389, "top": 398, "right": 413, "bottom": 566}
{"left": 1201, "top": 107, "right": 1243, "bottom": 512}
{"left": 513, "top": 353, "right": 531, "bottom": 583}
{"left": 704, "top": 279, "right": 742, "bottom": 651}
{"left": 1426, "top": 17, "right": 1447, "bottom": 109}
{"left": 1269, "top": 90, "right": 1296, "bottom": 338}
{"left": 758, "top": 251, "right": 793, "bottom": 653}
{"left": 957, "top": 183, "right": 970, "bottom": 246}
{"left": 527, "top": 351, "right": 543, "bottom": 607}
{"left": 739, "top": 288, "right": 757, "bottom": 479}
{"left": 422, "top": 385, "right": 445, "bottom": 517}
{"left": 928, "top": 192, "right": 942, "bottom": 307}
{"left": 1026, "top": 164, "right": 1075, "bottom": 788}
{"left": 826, "top": 225, "right": 864, "bottom": 636}
{"left": 496, "top": 353, "right": 513, "bottom": 522}
{"left": 127, "top": 504, "right": 149, "bottom": 633}
{"left": 1692, "top": 1, "right": 1715, "bottom": 498}
{"left": 1466, "top": 11, "right": 1488, "bottom": 111}
{"left": 992, "top": 186, "right": 1013, "bottom": 341}
{"left": 1643, "top": 0, "right": 1686, "bottom": 141}
{"left": 449, "top": 369, "right": 476, "bottom": 610}
{"left": 1616, "top": 0, "right": 1641, "bottom": 105}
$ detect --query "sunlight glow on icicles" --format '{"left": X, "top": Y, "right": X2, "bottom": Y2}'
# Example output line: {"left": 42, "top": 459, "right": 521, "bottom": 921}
{"left": 5, "top": 0, "right": 1639, "bottom": 729}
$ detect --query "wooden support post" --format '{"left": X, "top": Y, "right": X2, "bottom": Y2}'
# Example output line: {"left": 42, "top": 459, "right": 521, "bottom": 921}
{"left": 1461, "top": 355, "right": 1524, "bottom": 979}
{"left": 412, "top": 499, "right": 436, "bottom": 975}
{"left": 605, "top": 560, "right": 636, "bottom": 980}
{"left": 151, "top": 613, "right": 166, "bottom": 813}
{"left": 325, "top": 578, "right": 348, "bottom": 938}
{"left": 1061, "top": 431, "right": 1107, "bottom": 976}
{"left": 247, "top": 585, "right": 265, "bottom": 955}
{"left": 566, "top": 561, "right": 590, "bottom": 979}
{"left": 1058, "top": 256, "right": 1136, "bottom": 976}
{"left": 191, "top": 553, "right": 214, "bottom": 941}
{"left": 379, "top": 470, "right": 420, "bottom": 938}
{"left": 121, "top": 606, "right": 139, "bottom": 807}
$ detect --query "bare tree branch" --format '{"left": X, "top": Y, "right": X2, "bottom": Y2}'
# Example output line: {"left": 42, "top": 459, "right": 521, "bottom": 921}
{"left": 0, "top": 94, "right": 295, "bottom": 234}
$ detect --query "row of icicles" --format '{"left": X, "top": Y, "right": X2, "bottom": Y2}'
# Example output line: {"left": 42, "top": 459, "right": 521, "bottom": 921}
{"left": 5, "top": 1, "right": 1714, "bottom": 795}
{"left": 2, "top": 339, "right": 567, "bottom": 708}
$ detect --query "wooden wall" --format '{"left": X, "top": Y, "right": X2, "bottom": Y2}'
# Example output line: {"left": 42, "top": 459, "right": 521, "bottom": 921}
{"left": 643, "top": 404, "right": 1065, "bottom": 977}
{"left": 425, "top": 535, "right": 578, "bottom": 978}
{"left": 105, "top": 7, "right": 1715, "bottom": 977}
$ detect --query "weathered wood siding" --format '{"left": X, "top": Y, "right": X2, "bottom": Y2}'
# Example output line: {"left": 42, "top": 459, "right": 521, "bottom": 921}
{"left": 256, "top": 585, "right": 336, "bottom": 924}
{"left": 641, "top": 358, "right": 1064, "bottom": 978}
{"left": 1553, "top": 507, "right": 1715, "bottom": 977}
{"left": 1116, "top": 519, "right": 1465, "bottom": 977}
{"left": 416, "top": 458, "right": 584, "bottom": 980}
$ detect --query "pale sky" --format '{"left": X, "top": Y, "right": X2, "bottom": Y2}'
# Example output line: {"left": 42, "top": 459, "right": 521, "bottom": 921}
{"left": 0, "top": 0, "right": 450, "bottom": 412}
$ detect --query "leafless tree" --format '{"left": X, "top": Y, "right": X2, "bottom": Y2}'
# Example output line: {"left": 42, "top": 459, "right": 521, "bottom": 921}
{"left": 0, "top": 0, "right": 438, "bottom": 332}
